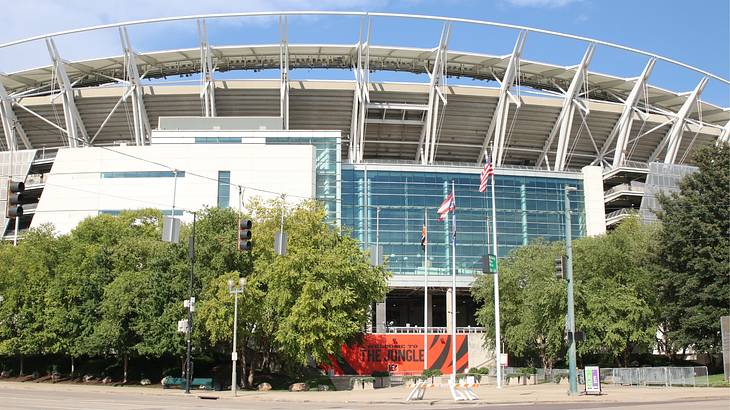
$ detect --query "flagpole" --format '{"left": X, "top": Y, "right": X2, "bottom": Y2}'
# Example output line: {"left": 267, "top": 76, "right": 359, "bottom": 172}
{"left": 423, "top": 208, "right": 429, "bottom": 371}
{"left": 490, "top": 168, "right": 502, "bottom": 389}
{"left": 450, "top": 180, "right": 457, "bottom": 384}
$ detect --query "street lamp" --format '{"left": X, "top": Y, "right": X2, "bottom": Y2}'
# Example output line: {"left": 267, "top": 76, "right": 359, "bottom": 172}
{"left": 228, "top": 277, "right": 246, "bottom": 397}
{"left": 563, "top": 185, "right": 578, "bottom": 395}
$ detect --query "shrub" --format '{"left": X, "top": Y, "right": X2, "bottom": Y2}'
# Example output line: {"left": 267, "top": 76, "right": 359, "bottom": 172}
{"left": 421, "top": 369, "right": 442, "bottom": 379}
{"left": 371, "top": 370, "right": 390, "bottom": 378}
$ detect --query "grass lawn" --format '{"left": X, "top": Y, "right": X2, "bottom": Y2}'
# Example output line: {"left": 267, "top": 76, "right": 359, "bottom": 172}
{"left": 707, "top": 373, "right": 730, "bottom": 387}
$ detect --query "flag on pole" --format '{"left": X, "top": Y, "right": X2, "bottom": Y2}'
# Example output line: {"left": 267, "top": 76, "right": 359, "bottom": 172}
{"left": 479, "top": 156, "right": 494, "bottom": 193}
{"left": 420, "top": 224, "right": 427, "bottom": 250}
{"left": 437, "top": 192, "right": 455, "bottom": 222}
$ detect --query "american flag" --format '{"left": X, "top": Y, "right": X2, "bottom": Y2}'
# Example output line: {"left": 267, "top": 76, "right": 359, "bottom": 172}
{"left": 479, "top": 157, "right": 494, "bottom": 193}
{"left": 437, "top": 192, "right": 455, "bottom": 222}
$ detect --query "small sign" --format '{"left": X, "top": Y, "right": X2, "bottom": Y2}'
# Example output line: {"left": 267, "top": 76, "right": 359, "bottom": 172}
{"left": 489, "top": 254, "right": 497, "bottom": 273}
{"left": 584, "top": 366, "right": 601, "bottom": 395}
{"left": 231, "top": 351, "right": 238, "bottom": 361}
{"left": 500, "top": 353, "right": 508, "bottom": 367}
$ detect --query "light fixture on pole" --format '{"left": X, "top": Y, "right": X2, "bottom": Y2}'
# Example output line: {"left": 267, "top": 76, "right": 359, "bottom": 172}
{"left": 228, "top": 276, "right": 246, "bottom": 397}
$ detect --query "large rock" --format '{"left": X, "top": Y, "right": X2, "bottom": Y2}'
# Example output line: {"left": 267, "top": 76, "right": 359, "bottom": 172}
{"left": 0, "top": 370, "right": 13, "bottom": 378}
{"left": 257, "top": 382, "right": 272, "bottom": 391}
{"left": 140, "top": 378, "right": 151, "bottom": 386}
{"left": 288, "top": 382, "right": 309, "bottom": 392}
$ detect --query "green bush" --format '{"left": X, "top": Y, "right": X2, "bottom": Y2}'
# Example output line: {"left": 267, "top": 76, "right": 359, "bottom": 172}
{"left": 371, "top": 370, "right": 390, "bottom": 378}
{"left": 421, "top": 369, "right": 442, "bottom": 379}
{"left": 553, "top": 374, "right": 563, "bottom": 384}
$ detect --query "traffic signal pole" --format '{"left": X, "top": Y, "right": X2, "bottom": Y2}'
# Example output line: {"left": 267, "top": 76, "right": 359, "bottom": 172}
{"left": 564, "top": 186, "right": 578, "bottom": 395}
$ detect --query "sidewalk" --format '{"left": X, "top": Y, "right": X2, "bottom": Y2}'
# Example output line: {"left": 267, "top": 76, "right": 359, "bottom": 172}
{"left": 2, "top": 380, "right": 727, "bottom": 406}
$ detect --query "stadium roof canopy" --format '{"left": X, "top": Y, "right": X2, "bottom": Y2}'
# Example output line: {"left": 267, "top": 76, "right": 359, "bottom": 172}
{"left": 0, "top": 11, "right": 727, "bottom": 171}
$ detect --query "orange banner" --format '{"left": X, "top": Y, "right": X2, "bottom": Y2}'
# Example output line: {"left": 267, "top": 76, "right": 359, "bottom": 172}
{"left": 324, "top": 334, "right": 468, "bottom": 375}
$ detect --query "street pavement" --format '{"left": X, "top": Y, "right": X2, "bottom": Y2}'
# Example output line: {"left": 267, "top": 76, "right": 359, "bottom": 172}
{"left": 0, "top": 381, "right": 728, "bottom": 409}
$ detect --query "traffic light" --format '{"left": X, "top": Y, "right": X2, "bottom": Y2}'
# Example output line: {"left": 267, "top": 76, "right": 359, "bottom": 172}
{"left": 5, "top": 180, "right": 25, "bottom": 219}
{"left": 238, "top": 219, "right": 252, "bottom": 251}
{"left": 555, "top": 255, "right": 566, "bottom": 280}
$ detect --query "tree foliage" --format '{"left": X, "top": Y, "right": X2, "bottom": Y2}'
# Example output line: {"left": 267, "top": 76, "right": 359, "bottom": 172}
{"left": 656, "top": 145, "right": 730, "bottom": 354}
{"left": 473, "top": 217, "right": 661, "bottom": 368}
{"left": 0, "top": 200, "right": 387, "bottom": 383}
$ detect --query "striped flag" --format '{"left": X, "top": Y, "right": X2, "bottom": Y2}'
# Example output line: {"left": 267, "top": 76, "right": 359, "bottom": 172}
{"left": 437, "top": 192, "right": 455, "bottom": 222}
{"left": 420, "top": 225, "right": 427, "bottom": 250}
{"left": 479, "top": 156, "right": 494, "bottom": 193}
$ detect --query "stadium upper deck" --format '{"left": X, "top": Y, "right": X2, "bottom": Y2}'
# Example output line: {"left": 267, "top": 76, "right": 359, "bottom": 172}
{"left": 0, "top": 11, "right": 727, "bottom": 170}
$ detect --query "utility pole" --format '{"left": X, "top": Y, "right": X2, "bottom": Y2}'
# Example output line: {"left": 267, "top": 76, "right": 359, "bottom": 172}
{"left": 184, "top": 212, "right": 196, "bottom": 394}
{"left": 564, "top": 185, "right": 578, "bottom": 395}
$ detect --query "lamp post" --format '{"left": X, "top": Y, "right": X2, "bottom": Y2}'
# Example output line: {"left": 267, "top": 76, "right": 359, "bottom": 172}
{"left": 228, "top": 277, "right": 246, "bottom": 397}
{"left": 564, "top": 185, "right": 578, "bottom": 395}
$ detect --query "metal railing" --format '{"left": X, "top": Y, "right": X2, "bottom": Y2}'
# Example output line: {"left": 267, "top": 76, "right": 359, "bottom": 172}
{"left": 382, "top": 326, "right": 485, "bottom": 334}
{"left": 603, "top": 367, "right": 709, "bottom": 387}
{"left": 605, "top": 182, "right": 646, "bottom": 197}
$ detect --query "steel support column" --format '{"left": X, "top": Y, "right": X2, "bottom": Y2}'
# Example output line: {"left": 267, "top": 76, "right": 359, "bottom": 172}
{"left": 0, "top": 80, "right": 31, "bottom": 150}
{"left": 717, "top": 120, "right": 730, "bottom": 146}
{"left": 350, "top": 17, "right": 371, "bottom": 163}
{"left": 417, "top": 22, "right": 451, "bottom": 165}
{"left": 120, "top": 28, "right": 151, "bottom": 146}
{"left": 279, "top": 16, "right": 289, "bottom": 129}
{"left": 536, "top": 44, "right": 595, "bottom": 171}
{"left": 46, "top": 38, "right": 89, "bottom": 147}
{"left": 198, "top": 19, "right": 217, "bottom": 118}
{"left": 649, "top": 77, "right": 708, "bottom": 164}
{"left": 600, "top": 58, "right": 655, "bottom": 168}
{"left": 478, "top": 31, "right": 527, "bottom": 166}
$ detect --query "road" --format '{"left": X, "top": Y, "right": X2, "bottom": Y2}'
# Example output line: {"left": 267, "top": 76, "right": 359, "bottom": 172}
{"left": 0, "top": 385, "right": 728, "bottom": 410}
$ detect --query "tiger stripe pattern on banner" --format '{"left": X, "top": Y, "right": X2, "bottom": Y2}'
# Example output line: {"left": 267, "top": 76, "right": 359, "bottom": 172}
{"left": 323, "top": 334, "right": 469, "bottom": 376}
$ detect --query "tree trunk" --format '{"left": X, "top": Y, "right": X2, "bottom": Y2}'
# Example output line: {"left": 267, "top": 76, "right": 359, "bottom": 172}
{"left": 19, "top": 354, "right": 24, "bottom": 376}
{"left": 71, "top": 356, "right": 75, "bottom": 377}
{"left": 123, "top": 353, "right": 128, "bottom": 384}
{"left": 240, "top": 349, "right": 248, "bottom": 389}
{"left": 247, "top": 353, "right": 255, "bottom": 387}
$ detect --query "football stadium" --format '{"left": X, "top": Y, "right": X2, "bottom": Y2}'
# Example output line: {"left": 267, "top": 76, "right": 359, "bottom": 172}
{"left": 1, "top": 11, "right": 728, "bottom": 373}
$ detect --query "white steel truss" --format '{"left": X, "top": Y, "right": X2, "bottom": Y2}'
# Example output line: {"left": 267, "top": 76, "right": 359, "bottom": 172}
{"left": 46, "top": 38, "right": 89, "bottom": 147}
{"left": 198, "top": 19, "right": 217, "bottom": 118}
{"left": 598, "top": 58, "right": 655, "bottom": 168}
{"left": 718, "top": 120, "right": 730, "bottom": 146}
{"left": 120, "top": 28, "right": 151, "bottom": 146}
{"left": 0, "top": 80, "right": 31, "bottom": 150}
{"left": 649, "top": 77, "right": 708, "bottom": 164}
{"left": 280, "top": 16, "right": 289, "bottom": 130}
{"left": 536, "top": 43, "right": 595, "bottom": 171}
{"left": 478, "top": 30, "right": 527, "bottom": 166}
{"left": 417, "top": 22, "right": 451, "bottom": 165}
{"left": 350, "top": 17, "right": 371, "bottom": 163}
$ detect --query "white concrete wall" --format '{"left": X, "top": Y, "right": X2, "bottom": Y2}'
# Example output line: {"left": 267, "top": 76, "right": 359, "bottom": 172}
{"left": 32, "top": 144, "right": 314, "bottom": 234}
{"left": 581, "top": 165, "right": 606, "bottom": 236}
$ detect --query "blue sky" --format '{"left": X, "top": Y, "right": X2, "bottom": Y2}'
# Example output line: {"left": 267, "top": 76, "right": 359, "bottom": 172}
{"left": 0, "top": 0, "right": 727, "bottom": 106}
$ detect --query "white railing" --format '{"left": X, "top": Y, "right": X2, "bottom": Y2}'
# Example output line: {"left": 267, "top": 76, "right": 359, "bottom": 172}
{"left": 383, "top": 326, "right": 485, "bottom": 334}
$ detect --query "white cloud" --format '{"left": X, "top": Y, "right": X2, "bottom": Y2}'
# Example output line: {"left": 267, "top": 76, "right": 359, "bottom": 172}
{"left": 503, "top": 0, "right": 581, "bottom": 7}
{"left": 0, "top": 0, "right": 388, "bottom": 72}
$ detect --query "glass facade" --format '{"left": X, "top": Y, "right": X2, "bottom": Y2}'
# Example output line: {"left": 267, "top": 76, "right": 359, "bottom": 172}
{"left": 265, "top": 136, "right": 340, "bottom": 222}
{"left": 217, "top": 170, "right": 231, "bottom": 208}
{"left": 342, "top": 166, "right": 585, "bottom": 276}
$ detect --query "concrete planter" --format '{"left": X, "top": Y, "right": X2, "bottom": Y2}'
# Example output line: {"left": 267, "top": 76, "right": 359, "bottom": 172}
{"left": 373, "top": 376, "right": 391, "bottom": 388}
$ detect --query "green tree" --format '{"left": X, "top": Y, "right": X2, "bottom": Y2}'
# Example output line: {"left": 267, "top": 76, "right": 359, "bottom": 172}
{"left": 472, "top": 239, "right": 565, "bottom": 374}
{"left": 196, "top": 199, "right": 389, "bottom": 386}
{"left": 657, "top": 145, "right": 730, "bottom": 356}
{"left": 576, "top": 218, "right": 660, "bottom": 366}
{"left": 0, "top": 226, "right": 60, "bottom": 375}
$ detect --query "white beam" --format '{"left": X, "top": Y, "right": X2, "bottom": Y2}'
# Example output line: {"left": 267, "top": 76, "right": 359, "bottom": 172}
{"left": 478, "top": 31, "right": 527, "bottom": 165}
{"left": 717, "top": 120, "right": 730, "bottom": 146}
{"left": 279, "top": 16, "right": 289, "bottom": 129}
{"left": 0, "top": 80, "right": 31, "bottom": 150}
{"left": 119, "top": 28, "right": 151, "bottom": 146}
{"left": 416, "top": 22, "right": 452, "bottom": 164}
{"left": 600, "top": 58, "right": 656, "bottom": 168}
{"left": 536, "top": 44, "right": 595, "bottom": 171}
{"left": 649, "top": 77, "right": 708, "bottom": 164}
{"left": 198, "top": 19, "right": 217, "bottom": 118}
{"left": 46, "top": 38, "right": 89, "bottom": 147}
{"left": 351, "top": 17, "right": 371, "bottom": 163}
